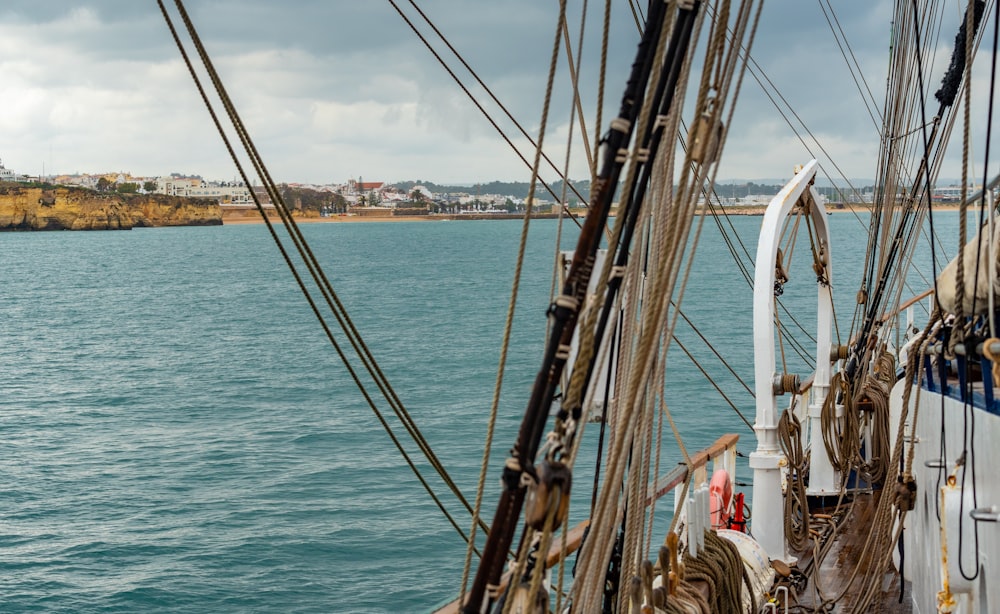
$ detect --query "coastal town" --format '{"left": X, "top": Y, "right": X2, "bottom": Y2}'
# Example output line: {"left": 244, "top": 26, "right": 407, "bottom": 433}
{"left": 0, "top": 155, "right": 976, "bottom": 227}
{"left": 0, "top": 156, "right": 542, "bottom": 219}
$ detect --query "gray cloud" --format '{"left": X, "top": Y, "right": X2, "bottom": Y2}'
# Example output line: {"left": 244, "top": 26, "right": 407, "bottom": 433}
{"left": 0, "top": 1, "right": 995, "bottom": 186}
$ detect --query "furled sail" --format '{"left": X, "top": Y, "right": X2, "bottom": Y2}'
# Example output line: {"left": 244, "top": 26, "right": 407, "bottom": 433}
{"left": 936, "top": 222, "right": 1000, "bottom": 315}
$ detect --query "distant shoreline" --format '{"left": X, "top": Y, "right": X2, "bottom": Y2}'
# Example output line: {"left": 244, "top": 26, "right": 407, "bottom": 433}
{"left": 221, "top": 212, "right": 574, "bottom": 225}
{"left": 222, "top": 203, "right": 969, "bottom": 225}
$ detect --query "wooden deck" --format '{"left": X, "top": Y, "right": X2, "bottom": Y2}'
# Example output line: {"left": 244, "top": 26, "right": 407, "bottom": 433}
{"left": 784, "top": 491, "right": 912, "bottom": 613}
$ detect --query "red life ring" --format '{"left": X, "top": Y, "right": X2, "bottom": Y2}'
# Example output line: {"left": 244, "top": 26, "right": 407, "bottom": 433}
{"left": 709, "top": 469, "right": 733, "bottom": 529}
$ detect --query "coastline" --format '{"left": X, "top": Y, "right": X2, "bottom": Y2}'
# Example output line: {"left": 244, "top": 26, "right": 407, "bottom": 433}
{"left": 222, "top": 203, "right": 969, "bottom": 225}
{"left": 221, "top": 211, "right": 575, "bottom": 224}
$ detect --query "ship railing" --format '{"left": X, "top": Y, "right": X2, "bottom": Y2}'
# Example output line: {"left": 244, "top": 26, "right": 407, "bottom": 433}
{"left": 432, "top": 432, "right": 741, "bottom": 614}
{"left": 643, "top": 433, "right": 740, "bottom": 508}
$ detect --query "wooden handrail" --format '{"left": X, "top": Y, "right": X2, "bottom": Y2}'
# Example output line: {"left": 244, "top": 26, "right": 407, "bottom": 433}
{"left": 645, "top": 433, "right": 739, "bottom": 505}
{"left": 434, "top": 433, "right": 740, "bottom": 613}
{"left": 880, "top": 288, "right": 935, "bottom": 323}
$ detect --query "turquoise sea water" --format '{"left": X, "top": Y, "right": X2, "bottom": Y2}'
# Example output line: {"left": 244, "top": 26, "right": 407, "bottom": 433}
{"left": 0, "top": 213, "right": 952, "bottom": 612}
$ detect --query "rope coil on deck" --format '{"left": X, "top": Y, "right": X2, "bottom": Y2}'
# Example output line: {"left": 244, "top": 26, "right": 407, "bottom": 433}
{"left": 778, "top": 403, "right": 810, "bottom": 552}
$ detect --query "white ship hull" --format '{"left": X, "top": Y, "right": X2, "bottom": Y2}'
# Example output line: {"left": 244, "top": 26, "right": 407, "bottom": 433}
{"left": 895, "top": 379, "right": 1000, "bottom": 612}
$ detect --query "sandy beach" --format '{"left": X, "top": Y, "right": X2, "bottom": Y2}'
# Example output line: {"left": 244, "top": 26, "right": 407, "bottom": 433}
{"left": 222, "top": 203, "right": 970, "bottom": 225}
{"left": 222, "top": 213, "right": 437, "bottom": 225}
{"left": 220, "top": 211, "right": 572, "bottom": 225}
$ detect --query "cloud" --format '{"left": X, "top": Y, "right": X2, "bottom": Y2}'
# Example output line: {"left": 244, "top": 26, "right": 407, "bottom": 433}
{"left": 0, "top": 1, "right": 996, "bottom": 185}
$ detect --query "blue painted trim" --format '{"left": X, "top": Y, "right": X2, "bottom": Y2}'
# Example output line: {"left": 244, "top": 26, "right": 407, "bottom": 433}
{"left": 981, "top": 356, "right": 995, "bottom": 408}
{"left": 924, "top": 355, "right": 936, "bottom": 392}
{"left": 919, "top": 364, "right": 1000, "bottom": 415}
{"left": 957, "top": 355, "right": 968, "bottom": 402}
{"left": 937, "top": 353, "right": 949, "bottom": 396}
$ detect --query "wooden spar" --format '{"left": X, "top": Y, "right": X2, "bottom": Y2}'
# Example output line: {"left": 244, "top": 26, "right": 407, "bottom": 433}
{"left": 879, "top": 287, "right": 935, "bottom": 323}
{"left": 437, "top": 433, "right": 739, "bottom": 614}
{"left": 460, "top": 3, "right": 673, "bottom": 612}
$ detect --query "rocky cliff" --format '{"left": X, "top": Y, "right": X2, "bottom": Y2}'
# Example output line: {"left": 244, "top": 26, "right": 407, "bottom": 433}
{"left": 0, "top": 186, "right": 222, "bottom": 230}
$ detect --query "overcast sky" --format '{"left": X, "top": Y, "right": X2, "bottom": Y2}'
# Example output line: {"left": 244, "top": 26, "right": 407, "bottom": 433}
{"left": 0, "top": 1, "right": 995, "bottom": 185}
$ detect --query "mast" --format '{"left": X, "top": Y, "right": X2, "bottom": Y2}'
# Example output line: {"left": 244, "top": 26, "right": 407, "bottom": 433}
{"left": 850, "top": 0, "right": 986, "bottom": 380}
{"left": 461, "top": 3, "right": 673, "bottom": 611}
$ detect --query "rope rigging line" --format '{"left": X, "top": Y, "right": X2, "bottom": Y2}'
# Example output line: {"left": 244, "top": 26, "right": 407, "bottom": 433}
{"left": 953, "top": 0, "right": 989, "bottom": 584}
{"left": 817, "top": 4, "right": 997, "bottom": 606}
{"left": 198, "top": 10, "right": 477, "bottom": 525}
{"left": 626, "top": 0, "right": 643, "bottom": 34}
{"left": 563, "top": 6, "right": 697, "bottom": 605}
{"left": 387, "top": 0, "right": 587, "bottom": 224}
{"left": 560, "top": 2, "right": 722, "bottom": 434}
{"left": 706, "top": 2, "right": 873, "bottom": 209}
{"left": 794, "top": 326, "right": 930, "bottom": 611}
{"left": 559, "top": 11, "right": 596, "bottom": 179}
{"left": 855, "top": 0, "right": 947, "bottom": 340}
{"left": 159, "top": 0, "right": 489, "bottom": 554}
{"left": 850, "top": 0, "right": 987, "bottom": 384}
{"left": 592, "top": 0, "right": 611, "bottom": 180}
{"left": 570, "top": 3, "right": 708, "bottom": 607}
{"left": 165, "top": 2, "right": 464, "bottom": 506}
{"left": 598, "top": 2, "right": 812, "bottom": 420}
{"left": 676, "top": 53, "right": 877, "bottom": 383}
{"left": 847, "top": 322, "right": 936, "bottom": 611}
{"left": 777, "top": 398, "right": 810, "bottom": 553}
{"left": 980, "top": 0, "right": 1000, "bottom": 336}
{"left": 545, "top": 0, "right": 594, "bottom": 343}
{"left": 562, "top": 0, "right": 687, "bottom": 434}
{"left": 817, "top": 0, "right": 884, "bottom": 129}
{"left": 569, "top": 1, "right": 767, "bottom": 608}
{"left": 620, "top": 114, "right": 819, "bottom": 433}
{"left": 675, "top": 302, "right": 755, "bottom": 398}
{"left": 405, "top": 0, "right": 594, "bottom": 190}
{"left": 642, "top": 389, "right": 668, "bottom": 570}
{"left": 672, "top": 334, "right": 755, "bottom": 431}
{"left": 459, "top": 0, "right": 571, "bottom": 606}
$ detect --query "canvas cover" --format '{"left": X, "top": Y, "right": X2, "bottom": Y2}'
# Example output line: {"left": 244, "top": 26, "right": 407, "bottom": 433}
{"left": 936, "top": 222, "right": 1000, "bottom": 316}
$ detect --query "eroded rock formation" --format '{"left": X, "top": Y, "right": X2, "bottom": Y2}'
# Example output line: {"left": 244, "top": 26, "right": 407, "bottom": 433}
{"left": 0, "top": 186, "right": 222, "bottom": 230}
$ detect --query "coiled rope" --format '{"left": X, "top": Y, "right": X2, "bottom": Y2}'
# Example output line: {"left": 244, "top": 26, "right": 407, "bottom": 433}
{"left": 777, "top": 400, "right": 811, "bottom": 552}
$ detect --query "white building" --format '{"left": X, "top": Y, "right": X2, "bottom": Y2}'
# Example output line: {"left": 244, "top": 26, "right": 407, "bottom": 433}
{"left": 0, "top": 158, "right": 25, "bottom": 182}
{"left": 155, "top": 177, "right": 254, "bottom": 204}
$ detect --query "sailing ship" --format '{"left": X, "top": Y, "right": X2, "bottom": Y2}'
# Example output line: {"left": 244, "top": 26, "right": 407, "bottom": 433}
{"left": 153, "top": 0, "right": 1000, "bottom": 611}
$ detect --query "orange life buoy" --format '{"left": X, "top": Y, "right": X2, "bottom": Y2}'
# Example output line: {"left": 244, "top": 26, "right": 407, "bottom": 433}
{"left": 709, "top": 468, "right": 733, "bottom": 529}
